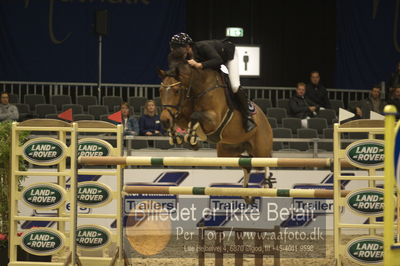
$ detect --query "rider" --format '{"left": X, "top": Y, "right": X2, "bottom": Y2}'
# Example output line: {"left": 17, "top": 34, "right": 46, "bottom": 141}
{"left": 169, "top": 32, "right": 256, "bottom": 132}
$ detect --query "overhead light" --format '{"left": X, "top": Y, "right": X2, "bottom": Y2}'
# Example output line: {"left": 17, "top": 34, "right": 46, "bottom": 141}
{"left": 226, "top": 27, "right": 244, "bottom": 37}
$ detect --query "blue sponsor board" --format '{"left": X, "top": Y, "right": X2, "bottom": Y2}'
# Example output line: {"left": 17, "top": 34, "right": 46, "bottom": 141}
{"left": 209, "top": 184, "right": 261, "bottom": 214}
{"left": 119, "top": 171, "right": 189, "bottom": 227}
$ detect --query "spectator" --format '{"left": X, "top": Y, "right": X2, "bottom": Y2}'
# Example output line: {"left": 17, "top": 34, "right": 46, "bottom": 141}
{"left": 305, "top": 71, "right": 331, "bottom": 109}
{"left": 120, "top": 102, "right": 139, "bottom": 136}
{"left": 388, "top": 87, "right": 400, "bottom": 118}
{"left": 139, "top": 100, "right": 164, "bottom": 136}
{"left": 289, "top": 82, "right": 318, "bottom": 127}
{"left": 355, "top": 85, "right": 386, "bottom": 119}
{"left": 386, "top": 62, "right": 400, "bottom": 101}
{"left": 0, "top": 91, "right": 19, "bottom": 122}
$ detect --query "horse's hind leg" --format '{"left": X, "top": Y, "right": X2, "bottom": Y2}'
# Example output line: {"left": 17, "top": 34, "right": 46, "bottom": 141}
{"left": 248, "top": 123, "right": 275, "bottom": 188}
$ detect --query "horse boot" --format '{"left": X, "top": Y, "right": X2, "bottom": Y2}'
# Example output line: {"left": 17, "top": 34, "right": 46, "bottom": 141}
{"left": 236, "top": 88, "right": 256, "bottom": 132}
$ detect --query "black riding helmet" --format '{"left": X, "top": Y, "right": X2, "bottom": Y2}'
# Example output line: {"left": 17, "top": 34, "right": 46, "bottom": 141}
{"left": 170, "top": 33, "right": 193, "bottom": 49}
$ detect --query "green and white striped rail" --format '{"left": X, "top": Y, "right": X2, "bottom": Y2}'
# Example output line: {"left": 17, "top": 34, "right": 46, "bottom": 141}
{"left": 78, "top": 156, "right": 352, "bottom": 168}
{"left": 123, "top": 186, "right": 349, "bottom": 199}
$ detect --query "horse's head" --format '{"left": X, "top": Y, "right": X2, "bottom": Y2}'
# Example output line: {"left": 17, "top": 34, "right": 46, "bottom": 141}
{"left": 157, "top": 68, "right": 191, "bottom": 130}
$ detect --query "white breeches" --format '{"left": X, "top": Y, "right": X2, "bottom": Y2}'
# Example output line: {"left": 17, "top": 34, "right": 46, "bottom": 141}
{"left": 226, "top": 49, "right": 241, "bottom": 93}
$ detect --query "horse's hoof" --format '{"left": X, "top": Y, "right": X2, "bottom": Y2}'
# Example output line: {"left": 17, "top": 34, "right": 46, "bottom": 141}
{"left": 189, "top": 135, "right": 198, "bottom": 145}
{"left": 265, "top": 172, "right": 276, "bottom": 188}
{"left": 184, "top": 134, "right": 190, "bottom": 143}
{"left": 243, "top": 196, "right": 254, "bottom": 205}
{"left": 169, "top": 137, "right": 175, "bottom": 145}
{"left": 176, "top": 135, "right": 183, "bottom": 145}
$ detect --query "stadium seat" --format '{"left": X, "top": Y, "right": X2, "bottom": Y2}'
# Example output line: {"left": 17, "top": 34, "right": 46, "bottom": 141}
{"left": 62, "top": 104, "right": 83, "bottom": 114}
{"left": 253, "top": 99, "right": 272, "bottom": 113}
{"left": 51, "top": 95, "right": 72, "bottom": 111}
{"left": 9, "top": 94, "right": 19, "bottom": 104}
{"left": 74, "top": 114, "right": 94, "bottom": 121}
{"left": 23, "top": 94, "right": 45, "bottom": 112}
{"left": 103, "top": 96, "right": 123, "bottom": 112}
{"left": 272, "top": 128, "right": 292, "bottom": 150}
{"left": 291, "top": 128, "right": 318, "bottom": 151}
{"left": 307, "top": 117, "right": 328, "bottom": 135}
{"left": 330, "top": 99, "right": 344, "bottom": 114}
{"left": 282, "top": 117, "right": 302, "bottom": 135}
{"left": 77, "top": 96, "right": 98, "bottom": 112}
{"left": 319, "top": 128, "right": 334, "bottom": 151}
{"left": 88, "top": 105, "right": 108, "bottom": 120}
{"left": 277, "top": 99, "right": 289, "bottom": 111}
{"left": 318, "top": 109, "right": 337, "bottom": 125}
{"left": 267, "top": 117, "right": 278, "bottom": 128}
{"left": 128, "top": 97, "right": 147, "bottom": 115}
{"left": 267, "top": 107, "right": 287, "bottom": 125}
{"left": 35, "top": 104, "right": 57, "bottom": 118}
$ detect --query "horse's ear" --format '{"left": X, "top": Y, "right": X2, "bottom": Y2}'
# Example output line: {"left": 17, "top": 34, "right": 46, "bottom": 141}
{"left": 157, "top": 69, "right": 166, "bottom": 79}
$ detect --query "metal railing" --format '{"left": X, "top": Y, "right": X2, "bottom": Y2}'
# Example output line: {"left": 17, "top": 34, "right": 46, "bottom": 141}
{"left": 0, "top": 81, "right": 370, "bottom": 108}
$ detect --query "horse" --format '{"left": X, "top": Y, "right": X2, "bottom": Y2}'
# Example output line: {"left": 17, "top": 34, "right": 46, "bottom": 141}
{"left": 157, "top": 59, "right": 273, "bottom": 202}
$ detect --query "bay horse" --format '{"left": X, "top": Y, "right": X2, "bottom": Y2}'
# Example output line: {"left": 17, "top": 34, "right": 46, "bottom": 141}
{"left": 158, "top": 60, "right": 273, "bottom": 201}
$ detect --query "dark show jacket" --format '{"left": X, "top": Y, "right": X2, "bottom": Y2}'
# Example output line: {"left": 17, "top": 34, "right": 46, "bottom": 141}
{"left": 191, "top": 40, "right": 234, "bottom": 70}
{"left": 288, "top": 95, "right": 317, "bottom": 119}
{"left": 305, "top": 83, "right": 331, "bottom": 109}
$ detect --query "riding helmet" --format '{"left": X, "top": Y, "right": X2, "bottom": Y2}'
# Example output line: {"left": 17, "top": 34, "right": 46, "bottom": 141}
{"left": 170, "top": 33, "right": 193, "bottom": 49}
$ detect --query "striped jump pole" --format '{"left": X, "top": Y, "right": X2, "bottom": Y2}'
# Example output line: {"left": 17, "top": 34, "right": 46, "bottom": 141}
{"left": 79, "top": 156, "right": 351, "bottom": 168}
{"left": 123, "top": 186, "right": 350, "bottom": 199}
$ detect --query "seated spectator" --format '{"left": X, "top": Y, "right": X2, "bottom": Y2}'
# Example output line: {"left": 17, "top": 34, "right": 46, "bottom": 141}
{"left": 120, "top": 102, "right": 139, "bottom": 136}
{"left": 355, "top": 85, "right": 386, "bottom": 119}
{"left": 289, "top": 82, "right": 318, "bottom": 127}
{"left": 305, "top": 71, "right": 331, "bottom": 109}
{"left": 0, "top": 91, "right": 19, "bottom": 122}
{"left": 139, "top": 100, "right": 164, "bottom": 136}
{"left": 388, "top": 87, "right": 400, "bottom": 118}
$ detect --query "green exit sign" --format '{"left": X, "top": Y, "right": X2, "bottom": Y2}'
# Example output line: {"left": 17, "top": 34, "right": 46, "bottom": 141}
{"left": 226, "top": 27, "right": 244, "bottom": 37}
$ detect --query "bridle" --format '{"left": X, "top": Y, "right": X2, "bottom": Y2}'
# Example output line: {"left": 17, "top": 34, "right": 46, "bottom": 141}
{"left": 160, "top": 71, "right": 226, "bottom": 125}
{"left": 160, "top": 81, "right": 189, "bottom": 121}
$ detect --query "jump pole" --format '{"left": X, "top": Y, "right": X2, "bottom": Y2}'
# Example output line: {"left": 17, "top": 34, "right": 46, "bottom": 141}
{"left": 123, "top": 186, "right": 350, "bottom": 199}
{"left": 79, "top": 156, "right": 352, "bottom": 168}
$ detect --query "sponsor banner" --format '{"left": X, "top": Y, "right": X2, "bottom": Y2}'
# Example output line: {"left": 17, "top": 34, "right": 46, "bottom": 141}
{"left": 77, "top": 181, "right": 113, "bottom": 208}
{"left": 345, "top": 188, "right": 384, "bottom": 217}
{"left": 346, "top": 236, "right": 384, "bottom": 264}
{"left": 76, "top": 225, "right": 112, "bottom": 250}
{"left": 22, "top": 138, "right": 67, "bottom": 166}
{"left": 21, "top": 183, "right": 66, "bottom": 210}
{"left": 345, "top": 140, "right": 384, "bottom": 169}
{"left": 78, "top": 138, "right": 113, "bottom": 157}
{"left": 21, "top": 228, "right": 65, "bottom": 256}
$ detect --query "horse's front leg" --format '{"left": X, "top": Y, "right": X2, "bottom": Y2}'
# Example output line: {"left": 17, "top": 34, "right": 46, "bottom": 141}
{"left": 185, "top": 111, "right": 216, "bottom": 146}
{"left": 168, "top": 129, "right": 183, "bottom": 145}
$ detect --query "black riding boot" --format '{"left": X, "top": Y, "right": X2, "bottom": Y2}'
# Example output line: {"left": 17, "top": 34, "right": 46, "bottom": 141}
{"left": 236, "top": 88, "right": 256, "bottom": 132}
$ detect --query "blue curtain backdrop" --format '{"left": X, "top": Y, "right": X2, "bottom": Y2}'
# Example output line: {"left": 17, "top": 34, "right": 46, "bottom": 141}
{"left": 0, "top": 0, "right": 185, "bottom": 84}
{"left": 336, "top": 0, "right": 400, "bottom": 90}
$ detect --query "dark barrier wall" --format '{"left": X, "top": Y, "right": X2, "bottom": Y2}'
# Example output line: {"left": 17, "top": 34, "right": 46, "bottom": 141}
{"left": 336, "top": 0, "right": 400, "bottom": 90}
{"left": 0, "top": 0, "right": 185, "bottom": 83}
{"left": 187, "top": 0, "right": 336, "bottom": 88}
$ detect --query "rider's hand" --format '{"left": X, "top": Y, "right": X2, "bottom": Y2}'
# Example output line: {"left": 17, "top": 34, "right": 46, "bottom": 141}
{"left": 145, "top": 131, "right": 153, "bottom": 136}
{"left": 188, "top": 59, "right": 202, "bottom": 69}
